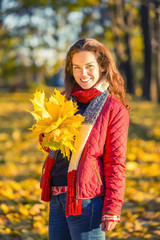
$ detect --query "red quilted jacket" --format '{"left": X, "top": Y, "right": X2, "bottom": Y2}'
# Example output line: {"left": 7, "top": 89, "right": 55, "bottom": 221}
{"left": 40, "top": 94, "right": 129, "bottom": 217}
{"left": 76, "top": 94, "right": 129, "bottom": 216}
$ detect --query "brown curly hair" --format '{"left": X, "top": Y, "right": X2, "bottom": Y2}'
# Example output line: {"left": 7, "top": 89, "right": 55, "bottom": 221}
{"left": 65, "top": 38, "right": 130, "bottom": 110}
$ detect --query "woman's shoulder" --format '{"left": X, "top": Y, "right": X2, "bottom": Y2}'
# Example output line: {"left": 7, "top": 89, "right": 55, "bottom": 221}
{"left": 105, "top": 94, "right": 126, "bottom": 110}
{"left": 104, "top": 94, "right": 129, "bottom": 120}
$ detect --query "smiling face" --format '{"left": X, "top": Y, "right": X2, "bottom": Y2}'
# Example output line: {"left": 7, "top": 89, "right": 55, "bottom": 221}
{"left": 72, "top": 51, "right": 102, "bottom": 89}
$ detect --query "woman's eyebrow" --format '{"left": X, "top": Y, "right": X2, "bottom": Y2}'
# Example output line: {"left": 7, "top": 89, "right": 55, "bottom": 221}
{"left": 73, "top": 62, "right": 95, "bottom": 66}
{"left": 86, "top": 62, "right": 95, "bottom": 65}
{"left": 72, "top": 64, "right": 79, "bottom": 66}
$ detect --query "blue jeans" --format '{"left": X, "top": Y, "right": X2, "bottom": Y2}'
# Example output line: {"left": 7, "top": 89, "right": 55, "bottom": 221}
{"left": 49, "top": 193, "right": 105, "bottom": 240}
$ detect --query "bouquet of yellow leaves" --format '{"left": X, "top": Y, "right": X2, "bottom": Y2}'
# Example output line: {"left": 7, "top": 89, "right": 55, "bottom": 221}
{"left": 28, "top": 89, "right": 85, "bottom": 159}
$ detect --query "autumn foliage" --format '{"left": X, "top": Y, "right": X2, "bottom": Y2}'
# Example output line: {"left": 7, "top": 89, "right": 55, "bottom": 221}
{"left": 28, "top": 89, "right": 84, "bottom": 159}
{"left": 0, "top": 90, "right": 160, "bottom": 240}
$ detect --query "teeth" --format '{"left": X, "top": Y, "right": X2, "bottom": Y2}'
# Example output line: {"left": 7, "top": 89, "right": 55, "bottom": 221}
{"left": 81, "top": 78, "right": 91, "bottom": 82}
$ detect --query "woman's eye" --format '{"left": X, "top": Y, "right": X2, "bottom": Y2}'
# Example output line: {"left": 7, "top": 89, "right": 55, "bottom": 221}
{"left": 87, "top": 65, "right": 94, "bottom": 68}
{"left": 74, "top": 66, "right": 80, "bottom": 69}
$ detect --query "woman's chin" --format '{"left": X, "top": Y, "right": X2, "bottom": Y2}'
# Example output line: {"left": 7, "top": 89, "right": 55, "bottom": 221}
{"left": 78, "top": 82, "right": 95, "bottom": 90}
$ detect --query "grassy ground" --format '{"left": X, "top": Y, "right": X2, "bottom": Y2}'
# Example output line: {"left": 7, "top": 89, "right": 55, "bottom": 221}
{"left": 0, "top": 90, "right": 160, "bottom": 240}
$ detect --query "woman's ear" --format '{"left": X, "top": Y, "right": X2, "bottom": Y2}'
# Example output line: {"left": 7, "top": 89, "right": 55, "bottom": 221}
{"left": 101, "top": 69, "right": 106, "bottom": 76}
{"left": 100, "top": 66, "right": 105, "bottom": 73}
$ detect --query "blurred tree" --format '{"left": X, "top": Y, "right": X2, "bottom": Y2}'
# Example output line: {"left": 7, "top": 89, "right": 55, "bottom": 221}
{"left": 140, "top": 0, "right": 160, "bottom": 102}
{"left": 152, "top": 0, "right": 160, "bottom": 102}
{"left": 108, "top": 0, "right": 135, "bottom": 94}
{"left": 140, "top": 0, "right": 152, "bottom": 100}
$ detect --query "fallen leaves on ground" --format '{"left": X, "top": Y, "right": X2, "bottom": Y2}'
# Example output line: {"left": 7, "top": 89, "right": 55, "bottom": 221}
{"left": 0, "top": 91, "right": 160, "bottom": 240}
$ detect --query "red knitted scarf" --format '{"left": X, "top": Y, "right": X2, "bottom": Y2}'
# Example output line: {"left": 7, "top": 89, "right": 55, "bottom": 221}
{"left": 71, "top": 84, "right": 102, "bottom": 103}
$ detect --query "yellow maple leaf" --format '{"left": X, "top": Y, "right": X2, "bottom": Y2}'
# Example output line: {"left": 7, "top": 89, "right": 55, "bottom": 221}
{"left": 30, "top": 90, "right": 51, "bottom": 120}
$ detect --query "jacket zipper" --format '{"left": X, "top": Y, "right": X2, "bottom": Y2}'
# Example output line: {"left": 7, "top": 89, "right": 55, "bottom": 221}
{"left": 76, "top": 195, "right": 78, "bottom": 205}
{"left": 76, "top": 176, "right": 78, "bottom": 204}
{"left": 93, "top": 161, "right": 103, "bottom": 186}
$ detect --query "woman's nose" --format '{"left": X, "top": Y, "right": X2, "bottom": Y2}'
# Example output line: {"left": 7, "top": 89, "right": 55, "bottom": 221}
{"left": 81, "top": 67, "right": 88, "bottom": 75}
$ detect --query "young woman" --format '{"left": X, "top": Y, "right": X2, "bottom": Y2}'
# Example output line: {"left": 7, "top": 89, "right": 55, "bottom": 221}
{"left": 40, "top": 38, "right": 129, "bottom": 240}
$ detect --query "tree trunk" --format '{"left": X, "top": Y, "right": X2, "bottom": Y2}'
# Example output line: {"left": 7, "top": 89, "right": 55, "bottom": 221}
{"left": 121, "top": 0, "right": 135, "bottom": 94}
{"left": 109, "top": 0, "right": 135, "bottom": 94}
{"left": 140, "top": 3, "right": 152, "bottom": 100}
{"left": 155, "top": 1, "right": 160, "bottom": 102}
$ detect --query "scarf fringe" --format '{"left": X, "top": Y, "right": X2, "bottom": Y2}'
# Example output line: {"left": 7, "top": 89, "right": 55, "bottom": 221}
{"left": 41, "top": 156, "right": 55, "bottom": 202}
{"left": 66, "top": 170, "right": 82, "bottom": 217}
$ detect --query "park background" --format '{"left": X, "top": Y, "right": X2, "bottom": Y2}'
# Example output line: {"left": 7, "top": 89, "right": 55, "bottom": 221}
{"left": 0, "top": 0, "right": 160, "bottom": 239}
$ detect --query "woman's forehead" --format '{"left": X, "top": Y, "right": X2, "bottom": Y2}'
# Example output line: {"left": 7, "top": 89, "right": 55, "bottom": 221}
{"left": 72, "top": 51, "right": 98, "bottom": 65}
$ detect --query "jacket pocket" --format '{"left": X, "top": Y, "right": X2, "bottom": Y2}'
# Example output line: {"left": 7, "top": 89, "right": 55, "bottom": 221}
{"left": 93, "top": 161, "right": 103, "bottom": 186}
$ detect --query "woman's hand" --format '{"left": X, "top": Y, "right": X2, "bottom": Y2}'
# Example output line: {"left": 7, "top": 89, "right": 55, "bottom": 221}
{"left": 39, "top": 133, "right": 50, "bottom": 153}
{"left": 101, "top": 213, "right": 120, "bottom": 231}
{"left": 101, "top": 221, "right": 117, "bottom": 231}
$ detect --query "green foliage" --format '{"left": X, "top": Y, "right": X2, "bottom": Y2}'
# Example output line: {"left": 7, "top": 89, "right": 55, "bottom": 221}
{"left": 0, "top": 90, "right": 160, "bottom": 239}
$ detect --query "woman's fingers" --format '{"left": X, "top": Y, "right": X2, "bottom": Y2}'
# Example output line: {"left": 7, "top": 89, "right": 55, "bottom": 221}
{"left": 101, "top": 221, "right": 106, "bottom": 231}
{"left": 107, "top": 221, "right": 117, "bottom": 231}
{"left": 101, "top": 221, "right": 117, "bottom": 231}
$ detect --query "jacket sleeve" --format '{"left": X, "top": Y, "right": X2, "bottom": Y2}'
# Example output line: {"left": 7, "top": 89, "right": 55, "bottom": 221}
{"left": 102, "top": 102, "right": 129, "bottom": 216}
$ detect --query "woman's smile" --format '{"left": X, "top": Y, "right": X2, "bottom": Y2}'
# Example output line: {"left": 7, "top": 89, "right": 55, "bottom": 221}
{"left": 80, "top": 77, "right": 92, "bottom": 82}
